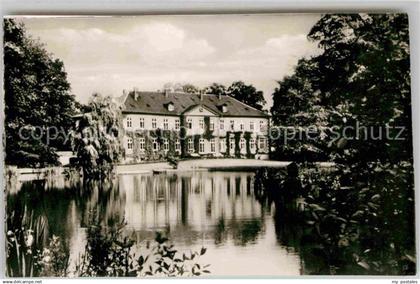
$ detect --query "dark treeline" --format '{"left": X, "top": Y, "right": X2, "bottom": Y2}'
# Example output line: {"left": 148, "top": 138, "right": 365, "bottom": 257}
{"left": 4, "top": 19, "right": 80, "bottom": 167}
{"left": 270, "top": 14, "right": 412, "bottom": 164}
{"left": 264, "top": 14, "right": 415, "bottom": 275}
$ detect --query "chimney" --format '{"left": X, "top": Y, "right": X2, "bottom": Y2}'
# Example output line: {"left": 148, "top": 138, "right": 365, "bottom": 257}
{"left": 200, "top": 90, "right": 204, "bottom": 101}
{"left": 133, "top": 87, "right": 139, "bottom": 100}
{"left": 165, "top": 88, "right": 169, "bottom": 98}
{"left": 218, "top": 93, "right": 222, "bottom": 100}
{"left": 123, "top": 89, "right": 127, "bottom": 96}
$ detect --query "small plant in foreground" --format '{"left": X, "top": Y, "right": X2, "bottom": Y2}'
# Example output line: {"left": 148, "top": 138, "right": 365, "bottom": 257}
{"left": 75, "top": 220, "right": 210, "bottom": 277}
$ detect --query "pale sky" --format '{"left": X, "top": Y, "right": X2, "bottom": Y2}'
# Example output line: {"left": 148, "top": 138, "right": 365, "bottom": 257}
{"left": 20, "top": 14, "right": 321, "bottom": 109}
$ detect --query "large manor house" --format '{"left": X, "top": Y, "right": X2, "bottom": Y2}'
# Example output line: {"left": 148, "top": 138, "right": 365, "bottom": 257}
{"left": 118, "top": 89, "right": 271, "bottom": 162}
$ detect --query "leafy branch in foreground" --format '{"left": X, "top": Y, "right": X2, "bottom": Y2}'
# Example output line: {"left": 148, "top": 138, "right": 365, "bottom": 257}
{"left": 255, "top": 163, "right": 415, "bottom": 275}
{"left": 137, "top": 232, "right": 210, "bottom": 277}
{"left": 6, "top": 208, "right": 210, "bottom": 277}
{"left": 299, "top": 163, "right": 415, "bottom": 275}
{"left": 75, "top": 219, "right": 210, "bottom": 277}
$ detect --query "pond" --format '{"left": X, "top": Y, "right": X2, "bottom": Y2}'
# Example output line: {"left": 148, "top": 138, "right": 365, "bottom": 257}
{"left": 6, "top": 170, "right": 321, "bottom": 276}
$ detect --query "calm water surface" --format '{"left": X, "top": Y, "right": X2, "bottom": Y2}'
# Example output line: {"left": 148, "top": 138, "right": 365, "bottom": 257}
{"left": 8, "top": 171, "right": 313, "bottom": 276}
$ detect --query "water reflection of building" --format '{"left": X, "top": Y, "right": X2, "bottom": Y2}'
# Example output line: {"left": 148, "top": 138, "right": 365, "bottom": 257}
{"left": 8, "top": 172, "right": 304, "bottom": 276}
{"left": 119, "top": 172, "right": 264, "bottom": 245}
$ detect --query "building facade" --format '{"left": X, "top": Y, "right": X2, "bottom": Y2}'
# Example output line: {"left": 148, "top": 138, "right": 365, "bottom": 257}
{"left": 119, "top": 90, "right": 270, "bottom": 162}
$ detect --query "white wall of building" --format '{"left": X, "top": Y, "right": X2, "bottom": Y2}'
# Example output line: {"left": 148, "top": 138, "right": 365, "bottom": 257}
{"left": 122, "top": 112, "right": 269, "bottom": 159}
{"left": 124, "top": 113, "right": 180, "bottom": 131}
{"left": 123, "top": 113, "right": 268, "bottom": 134}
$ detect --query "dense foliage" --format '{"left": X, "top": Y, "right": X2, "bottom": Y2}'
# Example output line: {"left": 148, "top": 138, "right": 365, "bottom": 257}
{"left": 203, "top": 83, "right": 226, "bottom": 97}
{"left": 270, "top": 59, "right": 329, "bottom": 161}
{"left": 256, "top": 163, "right": 415, "bottom": 275}
{"left": 271, "top": 14, "right": 412, "bottom": 163}
{"left": 268, "top": 14, "right": 414, "bottom": 275}
{"left": 4, "top": 19, "right": 78, "bottom": 167}
{"left": 203, "top": 81, "right": 266, "bottom": 110}
{"left": 227, "top": 81, "right": 266, "bottom": 110}
{"left": 182, "top": 83, "right": 201, "bottom": 94}
{"left": 76, "top": 219, "right": 210, "bottom": 277}
{"left": 70, "top": 94, "right": 124, "bottom": 178}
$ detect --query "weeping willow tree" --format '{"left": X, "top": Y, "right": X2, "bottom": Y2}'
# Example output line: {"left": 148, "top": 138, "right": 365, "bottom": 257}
{"left": 70, "top": 93, "right": 124, "bottom": 179}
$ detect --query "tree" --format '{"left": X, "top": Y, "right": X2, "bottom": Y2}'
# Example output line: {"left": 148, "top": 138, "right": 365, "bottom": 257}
{"left": 203, "top": 83, "right": 226, "bottom": 97}
{"left": 307, "top": 14, "right": 412, "bottom": 164}
{"left": 4, "top": 19, "right": 78, "bottom": 167}
{"left": 162, "top": 82, "right": 201, "bottom": 94}
{"left": 70, "top": 94, "right": 124, "bottom": 179}
{"left": 271, "top": 14, "right": 412, "bottom": 164}
{"left": 182, "top": 83, "right": 200, "bottom": 94}
{"left": 270, "top": 59, "right": 329, "bottom": 161}
{"left": 203, "top": 82, "right": 266, "bottom": 110}
{"left": 227, "top": 81, "right": 266, "bottom": 110}
{"left": 270, "top": 13, "right": 414, "bottom": 274}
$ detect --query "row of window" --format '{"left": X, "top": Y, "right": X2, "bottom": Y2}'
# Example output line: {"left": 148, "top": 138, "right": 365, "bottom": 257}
{"left": 127, "top": 137, "right": 181, "bottom": 152}
{"left": 127, "top": 137, "right": 266, "bottom": 153}
{"left": 126, "top": 117, "right": 267, "bottom": 131}
{"left": 186, "top": 138, "right": 215, "bottom": 153}
{"left": 187, "top": 119, "right": 259, "bottom": 131}
{"left": 126, "top": 117, "right": 180, "bottom": 130}
{"left": 221, "top": 138, "right": 265, "bottom": 151}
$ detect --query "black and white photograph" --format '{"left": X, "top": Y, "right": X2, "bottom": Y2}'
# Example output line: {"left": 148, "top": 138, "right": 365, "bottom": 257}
{"left": 3, "top": 13, "right": 416, "bottom": 277}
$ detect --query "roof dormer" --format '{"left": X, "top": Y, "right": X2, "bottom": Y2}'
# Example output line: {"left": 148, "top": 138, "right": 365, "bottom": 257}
{"left": 165, "top": 101, "right": 175, "bottom": 112}
{"left": 219, "top": 103, "right": 228, "bottom": 113}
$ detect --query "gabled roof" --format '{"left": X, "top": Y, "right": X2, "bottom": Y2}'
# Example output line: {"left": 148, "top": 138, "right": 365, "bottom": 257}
{"left": 120, "top": 91, "right": 270, "bottom": 118}
{"left": 182, "top": 104, "right": 219, "bottom": 115}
